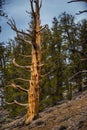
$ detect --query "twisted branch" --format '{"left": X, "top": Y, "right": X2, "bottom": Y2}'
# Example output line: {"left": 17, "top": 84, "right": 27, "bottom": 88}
{"left": 5, "top": 100, "right": 28, "bottom": 107}
{"left": 7, "top": 19, "right": 32, "bottom": 38}
{"left": 11, "top": 83, "right": 28, "bottom": 93}
{"left": 13, "top": 58, "right": 31, "bottom": 69}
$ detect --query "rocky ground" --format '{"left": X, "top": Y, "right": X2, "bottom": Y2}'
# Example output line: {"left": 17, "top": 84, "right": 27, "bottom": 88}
{"left": 0, "top": 90, "right": 87, "bottom": 130}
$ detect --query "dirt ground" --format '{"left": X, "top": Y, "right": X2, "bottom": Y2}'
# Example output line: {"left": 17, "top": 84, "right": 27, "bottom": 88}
{"left": 1, "top": 90, "right": 87, "bottom": 130}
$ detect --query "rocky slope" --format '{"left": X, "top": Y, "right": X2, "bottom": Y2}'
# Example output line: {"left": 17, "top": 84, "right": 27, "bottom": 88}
{"left": 0, "top": 90, "right": 87, "bottom": 130}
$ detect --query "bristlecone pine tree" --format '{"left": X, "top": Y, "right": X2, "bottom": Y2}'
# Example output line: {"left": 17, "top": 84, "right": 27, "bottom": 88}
{"left": 6, "top": 0, "right": 47, "bottom": 124}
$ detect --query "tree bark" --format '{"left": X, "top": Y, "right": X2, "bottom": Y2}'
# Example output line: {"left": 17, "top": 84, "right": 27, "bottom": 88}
{"left": 25, "top": 0, "right": 41, "bottom": 124}
{"left": 6, "top": 0, "right": 43, "bottom": 124}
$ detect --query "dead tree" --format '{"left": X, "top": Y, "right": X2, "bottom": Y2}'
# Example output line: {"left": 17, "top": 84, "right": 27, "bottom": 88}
{"left": 6, "top": 0, "right": 47, "bottom": 124}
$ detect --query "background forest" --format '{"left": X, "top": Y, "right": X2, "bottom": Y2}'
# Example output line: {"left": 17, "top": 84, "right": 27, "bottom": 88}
{"left": 0, "top": 0, "right": 87, "bottom": 118}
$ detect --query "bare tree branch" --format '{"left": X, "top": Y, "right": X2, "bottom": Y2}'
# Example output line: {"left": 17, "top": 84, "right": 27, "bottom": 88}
{"left": 68, "top": 0, "right": 87, "bottom": 3}
{"left": 68, "top": 70, "right": 87, "bottom": 81}
{"left": 5, "top": 100, "right": 28, "bottom": 107}
{"left": 30, "top": 0, "right": 36, "bottom": 17}
{"left": 36, "top": 24, "right": 48, "bottom": 33}
{"left": 76, "top": 10, "right": 87, "bottom": 15}
{"left": 13, "top": 58, "right": 31, "bottom": 69}
{"left": 41, "top": 71, "right": 53, "bottom": 78}
{"left": 7, "top": 19, "right": 32, "bottom": 38}
{"left": 68, "top": 0, "right": 87, "bottom": 14}
{"left": 14, "top": 100, "right": 28, "bottom": 107}
{"left": 17, "top": 34, "right": 32, "bottom": 45}
{"left": 11, "top": 83, "right": 28, "bottom": 93}
{"left": 39, "top": 64, "right": 44, "bottom": 67}
{"left": 19, "top": 54, "right": 32, "bottom": 58}
{"left": 14, "top": 78, "right": 30, "bottom": 82}
{"left": 4, "top": 101, "right": 14, "bottom": 105}
{"left": 39, "top": 0, "right": 42, "bottom": 9}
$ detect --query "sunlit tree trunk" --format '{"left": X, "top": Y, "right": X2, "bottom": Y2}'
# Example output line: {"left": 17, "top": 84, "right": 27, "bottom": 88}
{"left": 25, "top": 0, "right": 42, "bottom": 124}
{"left": 6, "top": 0, "right": 47, "bottom": 124}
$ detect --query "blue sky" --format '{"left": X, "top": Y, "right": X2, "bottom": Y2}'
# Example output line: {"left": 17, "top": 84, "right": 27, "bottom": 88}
{"left": 0, "top": 0, "right": 87, "bottom": 42}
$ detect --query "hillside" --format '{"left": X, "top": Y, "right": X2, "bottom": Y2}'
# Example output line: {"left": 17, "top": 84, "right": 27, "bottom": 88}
{"left": 0, "top": 90, "right": 87, "bottom": 130}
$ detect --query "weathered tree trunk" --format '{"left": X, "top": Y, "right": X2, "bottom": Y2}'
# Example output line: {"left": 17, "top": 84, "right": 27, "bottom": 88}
{"left": 25, "top": 0, "right": 41, "bottom": 124}
{"left": 6, "top": 0, "right": 45, "bottom": 124}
